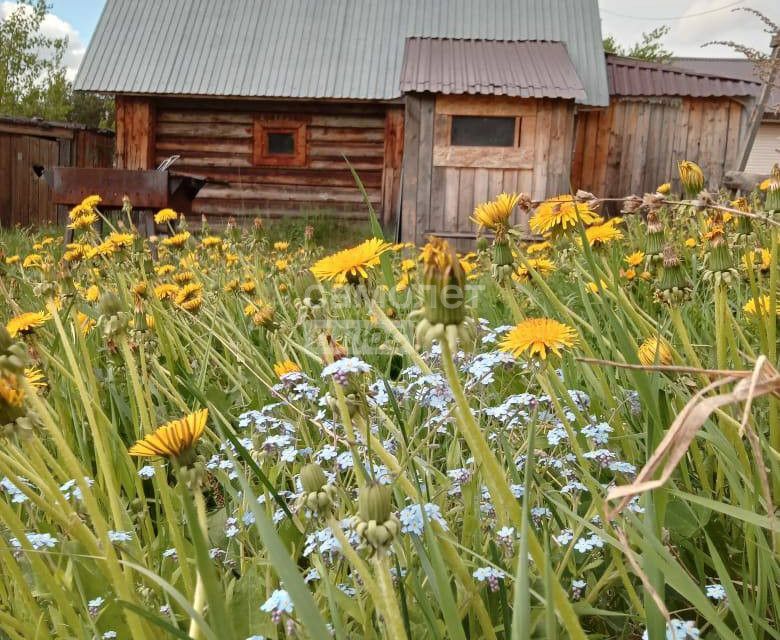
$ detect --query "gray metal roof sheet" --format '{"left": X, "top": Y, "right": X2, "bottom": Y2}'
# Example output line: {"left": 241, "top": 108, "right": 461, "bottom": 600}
{"left": 607, "top": 54, "right": 760, "bottom": 99}
{"left": 400, "top": 38, "right": 587, "bottom": 100}
{"left": 74, "top": 0, "right": 609, "bottom": 106}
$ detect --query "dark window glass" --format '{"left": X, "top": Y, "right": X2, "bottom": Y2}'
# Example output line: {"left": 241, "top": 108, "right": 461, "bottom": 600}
{"left": 267, "top": 131, "right": 295, "bottom": 154}
{"left": 450, "top": 116, "right": 516, "bottom": 147}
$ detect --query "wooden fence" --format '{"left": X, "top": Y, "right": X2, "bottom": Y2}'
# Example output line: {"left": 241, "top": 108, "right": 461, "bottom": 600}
{"left": 0, "top": 116, "right": 114, "bottom": 228}
{"left": 571, "top": 96, "right": 745, "bottom": 201}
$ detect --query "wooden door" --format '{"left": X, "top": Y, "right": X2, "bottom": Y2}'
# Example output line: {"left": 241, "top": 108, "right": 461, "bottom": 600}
{"left": 9, "top": 135, "right": 59, "bottom": 227}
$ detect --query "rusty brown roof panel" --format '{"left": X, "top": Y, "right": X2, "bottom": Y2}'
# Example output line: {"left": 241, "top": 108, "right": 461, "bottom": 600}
{"left": 400, "top": 38, "right": 587, "bottom": 100}
{"left": 606, "top": 54, "right": 760, "bottom": 98}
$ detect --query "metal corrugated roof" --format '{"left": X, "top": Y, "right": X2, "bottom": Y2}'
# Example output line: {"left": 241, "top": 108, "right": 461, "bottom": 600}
{"left": 606, "top": 54, "right": 760, "bottom": 98}
{"left": 671, "top": 57, "right": 779, "bottom": 116}
{"left": 399, "top": 38, "right": 586, "bottom": 100}
{"left": 74, "top": 0, "right": 609, "bottom": 106}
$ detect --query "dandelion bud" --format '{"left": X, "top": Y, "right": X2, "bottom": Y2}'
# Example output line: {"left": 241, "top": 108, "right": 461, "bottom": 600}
{"left": 702, "top": 227, "right": 737, "bottom": 285}
{"left": 421, "top": 237, "right": 465, "bottom": 326}
{"left": 637, "top": 336, "right": 673, "bottom": 367}
{"left": 0, "top": 327, "right": 28, "bottom": 375}
{"left": 678, "top": 161, "right": 705, "bottom": 199}
{"left": 97, "top": 292, "right": 130, "bottom": 339}
{"left": 413, "top": 237, "right": 475, "bottom": 350}
{"left": 300, "top": 463, "right": 327, "bottom": 494}
{"left": 475, "top": 236, "right": 490, "bottom": 253}
{"left": 655, "top": 246, "right": 692, "bottom": 306}
{"left": 644, "top": 211, "right": 665, "bottom": 266}
{"left": 352, "top": 483, "right": 400, "bottom": 554}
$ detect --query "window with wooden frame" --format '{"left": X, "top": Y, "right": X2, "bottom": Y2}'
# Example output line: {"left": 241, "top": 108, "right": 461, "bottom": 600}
{"left": 253, "top": 117, "right": 307, "bottom": 166}
{"left": 450, "top": 115, "right": 518, "bottom": 147}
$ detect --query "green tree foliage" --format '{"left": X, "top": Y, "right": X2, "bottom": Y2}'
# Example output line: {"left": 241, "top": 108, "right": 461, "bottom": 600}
{"left": 0, "top": 0, "right": 68, "bottom": 118}
{"left": 0, "top": 0, "right": 114, "bottom": 128}
{"left": 604, "top": 25, "right": 674, "bottom": 63}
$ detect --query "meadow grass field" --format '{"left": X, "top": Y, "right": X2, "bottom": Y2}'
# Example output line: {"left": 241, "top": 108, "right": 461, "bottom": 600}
{"left": 0, "top": 163, "right": 779, "bottom": 640}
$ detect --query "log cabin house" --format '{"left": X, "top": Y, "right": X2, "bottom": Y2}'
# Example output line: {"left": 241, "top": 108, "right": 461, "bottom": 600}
{"left": 73, "top": 0, "right": 761, "bottom": 247}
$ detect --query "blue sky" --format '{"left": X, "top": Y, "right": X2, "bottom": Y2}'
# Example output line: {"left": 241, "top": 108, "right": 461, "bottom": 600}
{"left": 52, "top": 1, "right": 105, "bottom": 41}
{"left": 2, "top": 0, "right": 776, "bottom": 80}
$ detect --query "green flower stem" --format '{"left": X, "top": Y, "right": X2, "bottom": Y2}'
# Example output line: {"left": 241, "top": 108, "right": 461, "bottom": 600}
{"left": 714, "top": 283, "right": 728, "bottom": 369}
{"left": 188, "top": 488, "right": 209, "bottom": 640}
{"left": 769, "top": 230, "right": 779, "bottom": 497}
{"left": 370, "top": 300, "right": 432, "bottom": 374}
{"left": 22, "top": 380, "right": 152, "bottom": 639}
{"left": 326, "top": 516, "right": 382, "bottom": 600}
{"left": 438, "top": 338, "right": 587, "bottom": 639}
{"left": 668, "top": 307, "right": 705, "bottom": 373}
{"left": 374, "top": 552, "right": 409, "bottom": 640}
{"left": 120, "top": 338, "right": 155, "bottom": 436}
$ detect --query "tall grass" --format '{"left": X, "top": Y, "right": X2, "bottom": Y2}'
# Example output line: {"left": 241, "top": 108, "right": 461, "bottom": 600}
{"left": 0, "top": 182, "right": 778, "bottom": 640}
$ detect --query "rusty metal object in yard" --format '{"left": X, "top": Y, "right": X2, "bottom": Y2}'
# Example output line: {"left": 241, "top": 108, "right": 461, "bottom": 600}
{"left": 723, "top": 170, "right": 771, "bottom": 193}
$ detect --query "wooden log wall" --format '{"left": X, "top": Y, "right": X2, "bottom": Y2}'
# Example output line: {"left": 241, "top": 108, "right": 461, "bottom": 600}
{"left": 0, "top": 119, "right": 114, "bottom": 228}
{"left": 572, "top": 96, "right": 745, "bottom": 200}
{"left": 401, "top": 94, "right": 575, "bottom": 248}
{"left": 118, "top": 97, "right": 399, "bottom": 223}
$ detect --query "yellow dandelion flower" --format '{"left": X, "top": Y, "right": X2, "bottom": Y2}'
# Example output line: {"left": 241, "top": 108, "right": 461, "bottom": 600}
{"left": 471, "top": 193, "right": 521, "bottom": 231}
{"left": 162, "top": 231, "right": 191, "bottom": 248}
{"left": 154, "top": 283, "right": 179, "bottom": 300}
{"left": 274, "top": 241, "right": 290, "bottom": 251}
{"left": 6, "top": 311, "right": 50, "bottom": 338}
{"left": 155, "top": 264, "right": 176, "bottom": 276}
{"left": 68, "top": 210, "right": 98, "bottom": 230}
{"left": 174, "top": 283, "right": 203, "bottom": 312}
{"left": 5, "top": 255, "right": 20, "bottom": 265}
{"left": 678, "top": 160, "right": 704, "bottom": 196}
{"left": 173, "top": 271, "right": 195, "bottom": 285}
{"left": 273, "top": 360, "right": 301, "bottom": 378}
{"left": 499, "top": 318, "right": 577, "bottom": 360}
{"left": 223, "top": 278, "right": 239, "bottom": 293}
{"left": 685, "top": 237, "right": 697, "bottom": 248}
{"left": 395, "top": 271, "right": 411, "bottom": 292}
{"left": 240, "top": 280, "right": 256, "bottom": 294}
{"left": 622, "top": 268, "right": 637, "bottom": 281}
{"left": 154, "top": 208, "right": 178, "bottom": 224}
{"left": 583, "top": 219, "right": 623, "bottom": 247}
{"left": 401, "top": 258, "right": 417, "bottom": 272}
{"left": 106, "top": 232, "right": 135, "bottom": 249}
{"left": 742, "top": 248, "right": 772, "bottom": 273}
{"left": 530, "top": 195, "right": 601, "bottom": 236}
{"left": 624, "top": 251, "right": 645, "bottom": 267}
{"left": 0, "top": 374, "right": 25, "bottom": 407}
{"left": 310, "top": 238, "right": 392, "bottom": 286}
{"left": 656, "top": 182, "right": 671, "bottom": 195}
{"left": 275, "top": 259, "right": 288, "bottom": 272}
{"left": 514, "top": 257, "right": 556, "bottom": 283}
{"left": 85, "top": 285, "right": 100, "bottom": 302}
{"left": 80, "top": 195, "right": 101, "bottom": 210}
{"left": 527, "top": 241, "right": 552, "bottom": 255}
{"left": 743, "top": 295, "right": 777, "bottom": 317}
{"left": 587, "top": 280, "right": 609, "bottom": 294}
{"left": 32, "top": 242, "right": 43, "bottom": 251}
{"left": 76, "top": 311, "right": 96, "bottom": 336}
{"left": 128, "top": 409, "right": 208, "bottom": 461}
{"left": 24, "top": 367, "right": 47, "bottom": 391}
{"left": 637, "top": 336, "right": 673, "bottom": 366}
{"left": 225, "top": 252, "right": 239, "bottom": 267}
{"left": 22, "top": 254, "right": 43, "bottom": 269}
{"left": 201, "top": 236, "right": 222, "bottom": 248}
{"left": 63, "top": 244, "right": 88, "bottom": 263}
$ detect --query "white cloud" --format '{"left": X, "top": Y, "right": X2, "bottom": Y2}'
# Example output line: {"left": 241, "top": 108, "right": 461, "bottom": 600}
{"left": 1, "top": 2, "right": 85, "bottom": 81}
